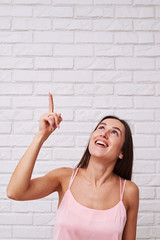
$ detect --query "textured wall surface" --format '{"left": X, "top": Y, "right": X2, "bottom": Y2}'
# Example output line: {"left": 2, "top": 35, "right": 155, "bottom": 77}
{"left": 0, "top": 0, "right": 160, "bottom": 239}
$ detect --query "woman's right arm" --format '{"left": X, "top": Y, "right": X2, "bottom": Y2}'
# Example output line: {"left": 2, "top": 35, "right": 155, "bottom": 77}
{"left": 7, "top": 93, "right": 63, "bottom": 201}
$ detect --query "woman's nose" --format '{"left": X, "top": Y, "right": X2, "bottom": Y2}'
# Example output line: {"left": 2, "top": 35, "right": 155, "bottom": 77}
{"left": 101, "top": 130, "right": 109, "bottom": 138}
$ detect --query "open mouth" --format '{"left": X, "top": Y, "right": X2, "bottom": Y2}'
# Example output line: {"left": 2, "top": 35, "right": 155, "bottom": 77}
{"left": 95, "top": 140, "right": 108, "bottom": 148}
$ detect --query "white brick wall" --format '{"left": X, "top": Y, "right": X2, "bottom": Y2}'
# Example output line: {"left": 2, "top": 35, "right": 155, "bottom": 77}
{"left": 0, "top": 1, "right": 159, "bottom": 239}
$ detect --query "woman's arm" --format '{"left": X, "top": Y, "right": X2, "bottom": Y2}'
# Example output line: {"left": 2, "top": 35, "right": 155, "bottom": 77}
{"left": 7, "top": 93, "right": 62, "bottom": 200}
{"left": 122, "top": 181, "right": 139, "bottom": 240}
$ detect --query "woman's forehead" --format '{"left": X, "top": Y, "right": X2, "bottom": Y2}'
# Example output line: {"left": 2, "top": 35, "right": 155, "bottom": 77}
{"left": 99, "top": 118, "right": 125, "bottom": 131}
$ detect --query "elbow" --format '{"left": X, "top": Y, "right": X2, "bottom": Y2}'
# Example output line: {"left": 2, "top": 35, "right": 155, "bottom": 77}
{"left": 7, "top": 187, "right": 20, "bottom": 200}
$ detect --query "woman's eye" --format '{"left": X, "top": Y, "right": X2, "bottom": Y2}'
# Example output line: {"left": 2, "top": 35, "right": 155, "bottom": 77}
{"left": 98, "top": 126, "right": 105, "bottom": 130}
{"left": 112, "top": 130, "right": 118, "bottom": 136}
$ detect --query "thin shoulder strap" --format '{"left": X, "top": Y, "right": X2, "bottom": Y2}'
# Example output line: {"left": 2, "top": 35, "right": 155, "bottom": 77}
{"left": 120, "top": 177, "right": 126, "bottom": 201}
{"left": 68, "top": 168, "right": 79, "bottom": 190}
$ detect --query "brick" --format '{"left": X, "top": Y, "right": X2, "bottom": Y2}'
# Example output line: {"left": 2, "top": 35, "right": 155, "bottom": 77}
{"left": 0, "top": 57, "right": 33, "bottom": 69}
{"left": 55, "top": 148, "right": 85, "bottom": 160}
{"left": 95, "top": 45, "right": 132, "bottom": 57}
{"left": 75, "top": 136, "right": 90, "bottom": 147}
{"left": 0, "top": 122, "right": 11, "bottom": 133}
{"left": 134, "top": 20, "right": 160, "bottom": 30}
{"left": 35, "top": 57, "right": 73, "bottom": 69}
{"left": 133, "top": 135, "right": 155, "bottom": 147}
{"left": 0, "top": 17, "right": 10, "bottom": 29}
{"left": 139, "top": 187, "right": 155, "bottom": 199}
{"left": 34, "top": 84, "right": 74, "bottom": 95}
{"left": 115, "top": 32, "right": 154, "bottom": 44}
{"left": 133, "top": 160, "right": 155, "bottom": 173}
{"left": 0, "top": 32, "right": 32, "bottom": 43}
{"left": 135, "top": 46, "right": 160, "bottom": 57}
{"left": 94, "top": 71, "right": 132, "bottom": 83}
{"left": 13, "top": 226, "right": 52, "bottom": 239}
{"left": 34, "top": 7, "right": 73, "bottom": 17}
{"left": 115, "top": 84, "right": 154, "bottom": 95}
{"left": 135, "top": 149, "right": 160, "bottom": 160}
{"left": 75, "top": 109, "right": 115, "bottom": 122}
{"left": 116, "top": 58, "right": 154, "bottom": 70}
{"left": 134, "top": 0, "right": 160, "bottom": 5}
{"left": 0, "top": 161, "right": 18, "bottom": 173}
{"left": 94, "top": 0, "right": 132, "bottom": 4}
{"left": 0, "top": 97, "right": 11, "bottom": 108}
{"left": 134, "top": 71, "right": 160, "bottom": 82}
{"left": 75, "top": 84, "right": 113, "bottom": 95}
{"left": 75, "top": 6, "right": 114, "bottom": 17}
{"left": 0, "top": 110, "right": 33, "bottom": 121}
{"left": 54, "top": 71, "right": 92, "bottom": 83}
{"left": 13, "top": 70, "right": 52, "bottom": 82}
{"left": 75, "top": 57, "right": 114, "bottom": 69}
{"left": 34, "top": 109, "right": 74, "bottom": 121}
{"left": 0, "top": 227, "right": 11, "bottom": 238}
{"left": 56, "top": 122, "right": 93, "bottom": 133}
{"left": 0, "top": 71, "right": 11, "bottom": 82}
{"left": 0, "top": 6, "right": 32, "bottom": 16}
{"left": 135, "top": 122, "right": 160, "bottom": 133}
{"left": 155, "top": 33, "right": 160, "bottom": 43}
{"left": 34, "top": 31, "right": 73, "bottom": 43}
{"left": 156, "top": 108, "right": 160, "bottom": 120}
{"left": 33, "top": 213, "right": 53, "bottom": 225}
{"left": 13, "top": 44, "right": 52, "bottom": 56}
{"left": 93, "top": 96, "right": 133, "bottom": 109}
{"left": 54, "top": 44, "right": 93, "bottom": 57}
{"left": 139, "top": 200, "right": 160, "bottom": 212}
{"left": 75, "top": 32, "right": 112, "bottom": 43}
{"left": 13, "top": 18, "right": 51, "bottom": 30}
{"left": 14, "top": 0, "right": 51, "bottom": 4}
{"left": 54, "top": 19, "right": 92, "bottom": 30}
{"left": 115, "top": 7, "right": 154, "bottom": 18}
{"left": 94, "top": 19, "right": 132, "bottom": 31}
{"left": 0, "top": 135, "right": 33, "bottom": 147}
{"left": 138, "top": 213, "right": 154, "bottom": 225}
{"left": 134, "top": 175, "right": 160, "bottom": 187}
{"left": 115, "top": 110, "right": 154, "bottom": 121}
{"left": 0, "top": 44, "right": 12, "bottom": 55}
{"left": 0, "top": 213, "right": 32, "bottom": 225}
{"left": 0, "top": 148, "right": 11, "bottom": 159}
{"left": 0, "top": 84, "right": 32, "bottom": 95}
{"left": 0, "top": 200, "right": 11, "bottom": 212}
{"left": 53, "top": 0, "right": 92, "bottom": 4}
{"left": 134, "top": 97, "right": 160, "bottom": 108}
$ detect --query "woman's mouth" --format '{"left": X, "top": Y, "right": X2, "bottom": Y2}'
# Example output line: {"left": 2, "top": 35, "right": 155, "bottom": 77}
{"left": 95, "top": 140, "right": 108, "bottom": 148}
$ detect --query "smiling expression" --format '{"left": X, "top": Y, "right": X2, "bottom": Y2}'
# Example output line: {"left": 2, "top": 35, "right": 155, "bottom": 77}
{"left": 88, "top": 118, "right": 125, "bottom": 163}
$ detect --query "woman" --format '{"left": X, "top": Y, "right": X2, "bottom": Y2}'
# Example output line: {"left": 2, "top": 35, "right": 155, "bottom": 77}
{"left": 7, "top": 93, "right": 139, "bottom": 240}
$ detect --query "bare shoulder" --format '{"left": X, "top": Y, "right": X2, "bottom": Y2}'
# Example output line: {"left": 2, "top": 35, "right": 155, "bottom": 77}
{"left": 125, "top": 180, "right": 139, "bottom": 209}
{"left": 46, "top": 167, "right": 73, "bottom": 181}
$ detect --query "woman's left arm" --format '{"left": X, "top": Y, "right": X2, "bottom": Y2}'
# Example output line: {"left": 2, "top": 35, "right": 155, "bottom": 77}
{"left": 122, "top": 182, "right": 139, "bottom": 240}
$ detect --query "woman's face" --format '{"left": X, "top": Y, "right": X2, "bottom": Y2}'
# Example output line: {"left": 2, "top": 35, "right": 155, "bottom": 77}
{"left": 88, "top": 118, "right": 125, "bottom": 163}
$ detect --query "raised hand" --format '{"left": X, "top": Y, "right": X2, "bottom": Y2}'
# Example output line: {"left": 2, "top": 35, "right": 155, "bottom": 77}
{"left": 38, "top": 93, "right": 62, "bottom": 142}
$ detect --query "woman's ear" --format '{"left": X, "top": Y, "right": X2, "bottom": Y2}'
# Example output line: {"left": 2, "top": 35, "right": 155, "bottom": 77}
{"left": 119, "top": 152, "right": 123, "bottom": 159}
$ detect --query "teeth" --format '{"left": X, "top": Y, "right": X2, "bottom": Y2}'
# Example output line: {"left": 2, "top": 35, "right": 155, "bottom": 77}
{"left": 96, "top": 140, "right": 107, "bottom": 147}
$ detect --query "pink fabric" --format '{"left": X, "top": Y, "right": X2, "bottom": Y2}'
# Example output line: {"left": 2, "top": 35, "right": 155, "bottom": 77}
{"left": 54, "top": 168, "right": 127, "bottom": 240}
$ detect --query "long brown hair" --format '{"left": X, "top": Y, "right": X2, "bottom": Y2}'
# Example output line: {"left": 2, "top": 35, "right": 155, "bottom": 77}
{"left": 76, "top": 116, "right": 133, "bottom": 180}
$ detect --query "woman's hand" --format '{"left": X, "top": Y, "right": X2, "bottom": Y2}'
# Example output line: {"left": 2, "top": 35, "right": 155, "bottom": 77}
{"left": 38, "top": 93, "right": 62, "bottom": 142}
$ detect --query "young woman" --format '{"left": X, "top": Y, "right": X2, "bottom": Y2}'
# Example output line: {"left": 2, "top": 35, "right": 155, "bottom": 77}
{"left": 7, "top": 93, "right": 139, "bottom": 240}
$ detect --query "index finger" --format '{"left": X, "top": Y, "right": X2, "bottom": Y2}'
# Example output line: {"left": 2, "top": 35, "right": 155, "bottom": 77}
{"left": 49, "top": 92, "right": 54, "bottom": 112}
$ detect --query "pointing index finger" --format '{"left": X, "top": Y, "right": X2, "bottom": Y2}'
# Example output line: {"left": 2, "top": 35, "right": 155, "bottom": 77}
{"left": 49, "top": 92, "right": 54, "bottom": 113}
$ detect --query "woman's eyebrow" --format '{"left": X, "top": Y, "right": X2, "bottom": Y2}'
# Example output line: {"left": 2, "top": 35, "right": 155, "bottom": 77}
{"left": 99, "top": 123, "right": 122, "bottom": 135}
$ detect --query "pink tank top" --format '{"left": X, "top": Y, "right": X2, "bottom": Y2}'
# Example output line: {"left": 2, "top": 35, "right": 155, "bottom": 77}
{"left": 53, "top": 168, "right": 127, "bottom": 240}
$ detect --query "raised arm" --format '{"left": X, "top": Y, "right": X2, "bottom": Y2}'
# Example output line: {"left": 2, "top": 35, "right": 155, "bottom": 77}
{"left": 7, "top": 93, "right": 63, "bottom": 201}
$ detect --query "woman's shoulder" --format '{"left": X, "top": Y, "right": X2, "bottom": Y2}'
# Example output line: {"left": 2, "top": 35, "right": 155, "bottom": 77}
{"left": 49, "top": 167, "right": 74, "bottom": 179}
{"left": 124, "top": 179, "right": 139, "bottom": 209}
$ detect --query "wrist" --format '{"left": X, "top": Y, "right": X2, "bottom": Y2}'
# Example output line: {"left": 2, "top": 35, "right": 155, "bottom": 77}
{"left": 35, "top": 132, "right": 46, "bottom": 145}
